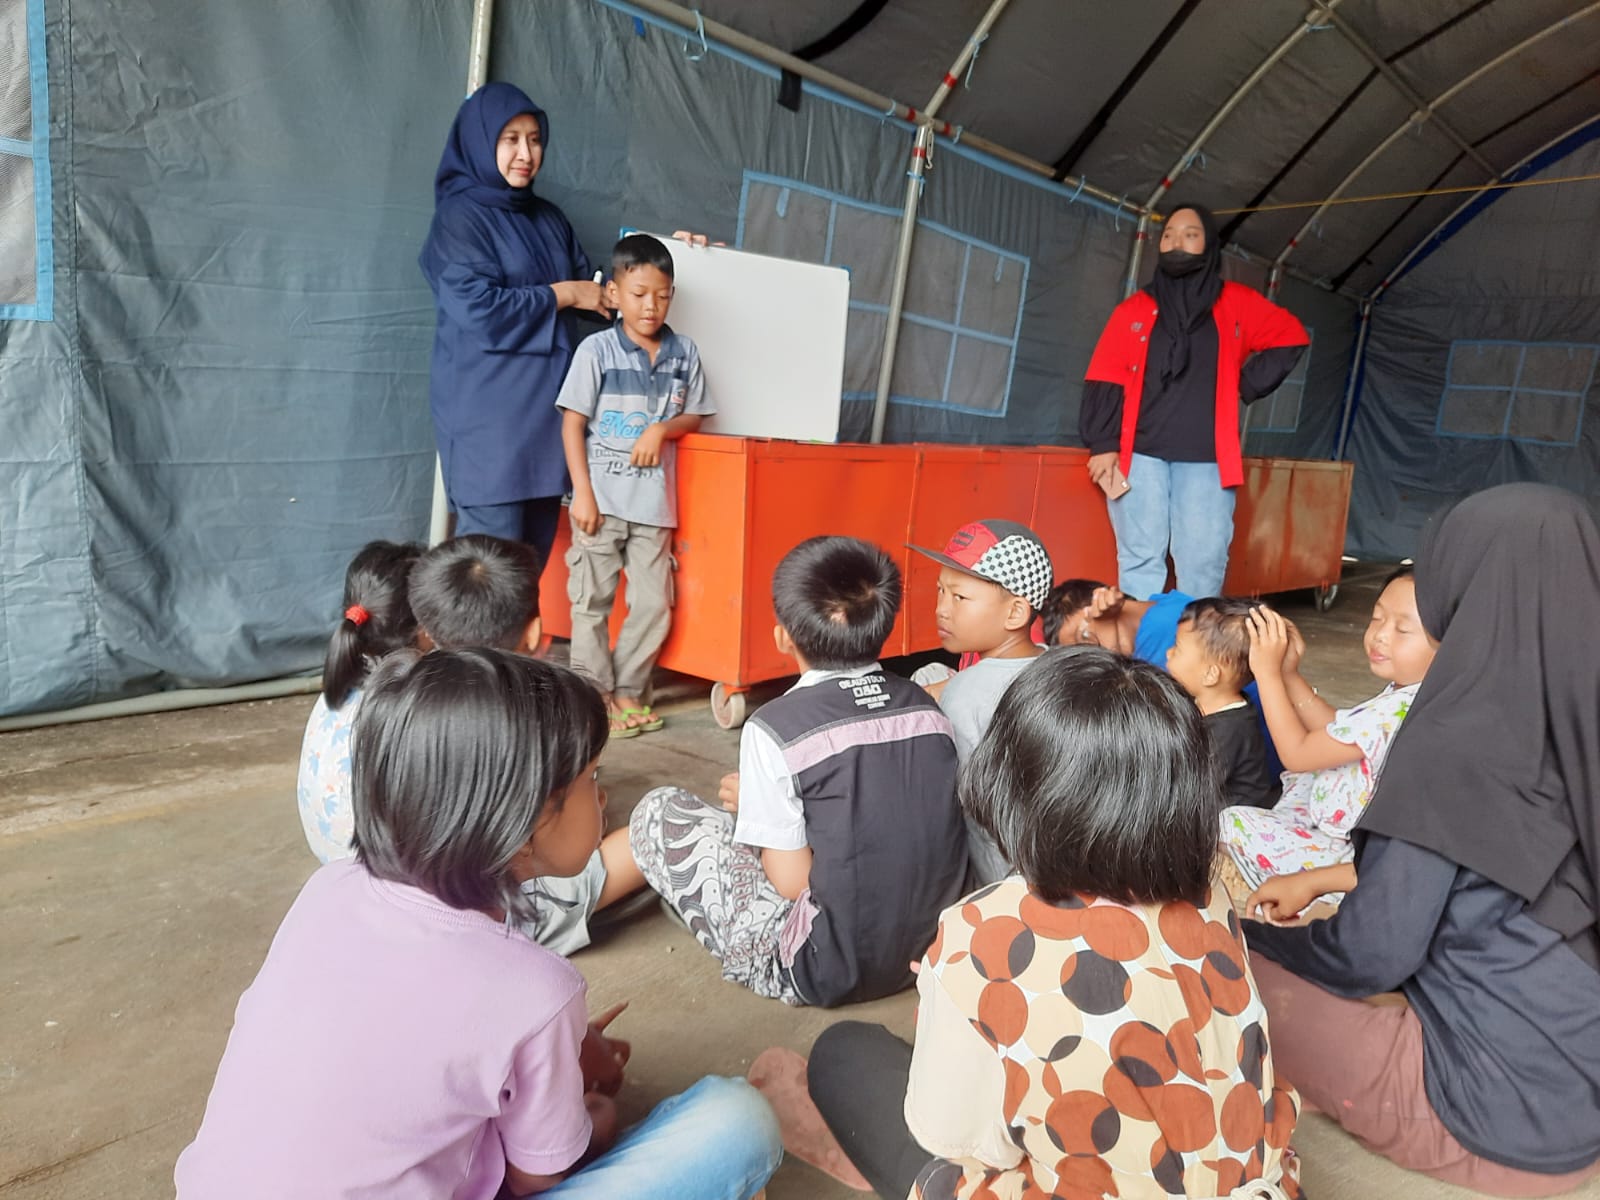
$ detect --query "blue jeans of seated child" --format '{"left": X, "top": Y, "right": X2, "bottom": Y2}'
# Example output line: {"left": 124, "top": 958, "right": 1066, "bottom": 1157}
{"left": 1106, "top": 453, "right": 1236, "bottom": 600}
{"left": 542, "top": 1075, "right": 783, "bottom": 1199}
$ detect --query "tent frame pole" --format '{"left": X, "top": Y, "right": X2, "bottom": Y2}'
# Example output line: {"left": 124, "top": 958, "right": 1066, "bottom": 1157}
{"left": 1333, "top": 300, "right": 1371, "bottom": 461}
{"left": 869, "top": 0, "right": 1013, "bottom": 443}
{"left": 429, "top": 0, "right": 498, "bottom": 545}
{"left": 619, "top": 0, "right": 1136, "bottom": 217}
{"left": 1122, "top": 1, "right": 1342, "bottom": 299}
{"left": 1273, "top": 3, "right": 1600, "bottom": 282}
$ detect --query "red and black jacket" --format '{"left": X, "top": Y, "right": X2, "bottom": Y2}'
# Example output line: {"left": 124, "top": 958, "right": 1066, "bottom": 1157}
{"left": 1082, "top": 281, "right": 1309, "bottom": 488}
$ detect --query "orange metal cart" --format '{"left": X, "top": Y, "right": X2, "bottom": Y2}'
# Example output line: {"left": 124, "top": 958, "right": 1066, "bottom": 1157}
{"left": 539, "top": 435, "right": 1353, "bottom": 727}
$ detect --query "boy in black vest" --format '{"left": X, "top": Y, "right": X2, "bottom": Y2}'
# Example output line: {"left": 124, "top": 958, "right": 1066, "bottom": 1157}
{"left": 629, "top": 536, "right": 967, "bottom": 1006}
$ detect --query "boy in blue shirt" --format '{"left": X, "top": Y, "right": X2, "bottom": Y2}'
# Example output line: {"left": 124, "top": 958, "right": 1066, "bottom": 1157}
{"left": 557, "top": 234, "right": 715, "bottom": 737}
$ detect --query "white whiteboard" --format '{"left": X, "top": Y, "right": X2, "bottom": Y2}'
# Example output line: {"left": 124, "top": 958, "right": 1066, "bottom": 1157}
{"left": 645, "top": 234, "right": 848, "bottom": 443}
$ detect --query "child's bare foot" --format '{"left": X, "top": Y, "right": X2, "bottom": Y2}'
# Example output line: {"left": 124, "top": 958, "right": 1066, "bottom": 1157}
{"left": 747, "top": 1048, "right": 871, "bottom": 1191}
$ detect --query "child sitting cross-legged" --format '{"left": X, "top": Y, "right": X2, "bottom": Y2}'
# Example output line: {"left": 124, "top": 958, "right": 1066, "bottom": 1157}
{"left": 1222, "top": 566, "right": 1437, "bottom": 917}
{"left": 629, "top": 536, "right": 968, "bottom": 1007}
{"left": 297, "top": 539, "right": 423, "bottom": 864}
{"left": 1166, "top": 597, "right": 1280, "bottom": 809}
{"left": 912, "top": 518, "right": 1055, "bottom": 886}
{"left": 178, "top": 649, "right": 782, "bottom": 1200}
{"left": 406, "top": 533, "right": 649, "bottom": 954}
{"left": 800, "top": 649, "right": 1303, "bottom": 1200}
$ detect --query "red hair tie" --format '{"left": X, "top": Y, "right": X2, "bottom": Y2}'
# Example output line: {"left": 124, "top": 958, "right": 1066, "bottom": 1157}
{"left": 344, "top": 604, "right": 370, "bottom": 627}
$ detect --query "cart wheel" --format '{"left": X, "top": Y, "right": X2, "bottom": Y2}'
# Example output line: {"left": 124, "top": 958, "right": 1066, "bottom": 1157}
{"left": 1314, "top": 583, "right": 1339, "bottom": 613}
{"left": 711, "top": 682, "right": 748, "bottom": 730}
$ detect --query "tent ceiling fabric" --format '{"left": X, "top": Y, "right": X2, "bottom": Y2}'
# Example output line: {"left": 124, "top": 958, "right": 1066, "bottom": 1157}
{"left": 695, "top": 0, "right": 1600, "bottom": 292}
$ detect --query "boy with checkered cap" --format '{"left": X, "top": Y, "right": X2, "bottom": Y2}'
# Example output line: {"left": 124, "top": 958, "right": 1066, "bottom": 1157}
{"left": 911, "top": 518, "right": 1054, "bottom": 886}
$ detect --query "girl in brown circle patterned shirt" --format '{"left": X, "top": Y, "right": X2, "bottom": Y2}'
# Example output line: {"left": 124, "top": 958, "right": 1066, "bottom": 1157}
{"left": 809, "top": 648, "right": 1301, "bottom": 1200}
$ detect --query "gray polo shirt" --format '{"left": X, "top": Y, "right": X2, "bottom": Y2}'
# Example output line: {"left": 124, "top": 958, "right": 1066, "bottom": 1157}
{"left": 556, "top": 324, "right": 713, "bottom": 527}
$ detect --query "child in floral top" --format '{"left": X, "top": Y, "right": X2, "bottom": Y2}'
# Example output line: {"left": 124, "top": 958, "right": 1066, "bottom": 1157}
{"left": 1221, "top": 568, "right": 1437, "bottom": 911}
{"left": 297, "top": 541, "right": 422, "bottom": 863}
{"left": 805, "top": 649, "right": 1301, "bottom": 1200}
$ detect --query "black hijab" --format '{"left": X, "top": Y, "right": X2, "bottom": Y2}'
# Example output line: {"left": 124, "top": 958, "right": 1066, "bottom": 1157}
{"left": 1359, "top": 483, "right": 1600, "bottom": 968}
{"left": 1145, "top": 201, "right": 1224, "bottom": 386}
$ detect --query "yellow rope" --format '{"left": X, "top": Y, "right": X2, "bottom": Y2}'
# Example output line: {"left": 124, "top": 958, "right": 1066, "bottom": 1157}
{"left": 1204, "top": 171, "right": 1600, "bottom": 217}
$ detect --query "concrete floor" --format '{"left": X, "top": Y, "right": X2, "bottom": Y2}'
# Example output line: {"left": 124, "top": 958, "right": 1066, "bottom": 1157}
{"left": 4, "top": 570, "right": 1595, "bottom": 1200}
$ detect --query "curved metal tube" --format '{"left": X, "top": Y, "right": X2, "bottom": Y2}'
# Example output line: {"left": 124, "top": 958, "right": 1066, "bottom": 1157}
{"left": 1369, "top": 109, "right": 1600, "bottom": 300}
{"left": 1274, "top": 1, "right": 1600, "bottom": 278}
{"left": 1122, "top": 1, "right": 1343, "bottom": 297}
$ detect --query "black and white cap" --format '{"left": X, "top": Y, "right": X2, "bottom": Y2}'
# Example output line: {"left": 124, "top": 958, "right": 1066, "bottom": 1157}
{"left": 910, "top": 518, "right": 1054, "bottom": 611}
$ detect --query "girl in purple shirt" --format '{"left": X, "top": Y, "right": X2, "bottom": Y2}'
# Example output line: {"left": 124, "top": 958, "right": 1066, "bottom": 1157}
{"left": 178, "top": 649, "right": 780, "bottom": 1199}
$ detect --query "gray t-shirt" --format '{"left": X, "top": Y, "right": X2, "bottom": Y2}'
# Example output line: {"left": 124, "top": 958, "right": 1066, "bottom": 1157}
{"left": 939, "top": 652, "right": 1045, "bottom": 885}
{"left": 939, "top": 652, "right": 1045, "bottom": 763}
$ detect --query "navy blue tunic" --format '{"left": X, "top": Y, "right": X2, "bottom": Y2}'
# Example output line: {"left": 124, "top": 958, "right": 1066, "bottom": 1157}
{"left": 1248, "top": 834, "right": 1600, "bottom": 1174}
{"left": 419, "top": 84, "right": 592, "bottom": 506}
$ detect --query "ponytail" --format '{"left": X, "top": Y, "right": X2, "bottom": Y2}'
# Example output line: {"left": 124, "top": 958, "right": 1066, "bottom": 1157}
{"left": 322, "top": 541, "right": 424, "bottom": 708}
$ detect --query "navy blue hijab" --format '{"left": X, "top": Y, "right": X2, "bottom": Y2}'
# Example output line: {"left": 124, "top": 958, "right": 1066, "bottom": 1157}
{"left": 434, "top": 82, "right": 549, "bottom": 212}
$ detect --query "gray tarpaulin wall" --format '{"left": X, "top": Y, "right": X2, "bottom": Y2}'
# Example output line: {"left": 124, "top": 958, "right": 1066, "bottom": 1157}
{"left": 1346, "top": 125, "right": 1600, "bottom": 559}
{"left": 0, "top": 0, "right": 1592, "bottom": 716}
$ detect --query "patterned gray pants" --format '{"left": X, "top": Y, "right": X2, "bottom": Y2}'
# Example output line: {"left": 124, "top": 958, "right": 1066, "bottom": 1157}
{"left": 628, "top": 787, "right": 804, "bottom": 1004}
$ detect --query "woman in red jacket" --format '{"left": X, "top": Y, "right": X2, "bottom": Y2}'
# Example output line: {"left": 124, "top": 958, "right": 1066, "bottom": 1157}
{"left": 1080, "top": 203, "right": 1308, "bottom": 599}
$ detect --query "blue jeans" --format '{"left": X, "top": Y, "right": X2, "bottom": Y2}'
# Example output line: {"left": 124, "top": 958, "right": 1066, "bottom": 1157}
{"left": 1106, "top": 453, "right": 1236, "bottom": 599}
{"left": 542, "top": 1076, "right": 783, "bottom": 1199}
{"left": 453, "top": 496, "right": 563, "bottom": 574}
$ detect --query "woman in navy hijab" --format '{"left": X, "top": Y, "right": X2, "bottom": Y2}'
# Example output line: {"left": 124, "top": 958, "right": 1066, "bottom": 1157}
{"left": 419, "top": 83, "right": 611, "bottom": 563}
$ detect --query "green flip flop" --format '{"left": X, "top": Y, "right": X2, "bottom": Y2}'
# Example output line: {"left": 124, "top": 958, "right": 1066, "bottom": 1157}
{"left": 621, "top": 705, "right": 665, "bottom": 733}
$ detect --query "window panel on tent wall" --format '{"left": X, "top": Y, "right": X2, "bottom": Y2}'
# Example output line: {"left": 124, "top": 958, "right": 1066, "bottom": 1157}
{"left": 1249, "top": 330, "right": 1314, "bottom": 437}
{"left": 736, "top": 171, "right": 1029, "bottom": 418}
{"left": 1437, "top": 340, "right": 1596, "bottom": 447}
{"left": 0, "top": 0, "right": 50, "bottom": 320}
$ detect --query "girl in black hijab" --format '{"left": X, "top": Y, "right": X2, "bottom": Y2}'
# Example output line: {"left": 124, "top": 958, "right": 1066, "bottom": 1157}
{"left": 1246, "top": 483, "right": 1600, "bottom": 1195}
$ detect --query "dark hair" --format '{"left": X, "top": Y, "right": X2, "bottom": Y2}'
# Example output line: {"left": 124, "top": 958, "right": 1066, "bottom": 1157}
{"left": 962, "top": 648, "right": 1220, "bottom": 905}
{"left": 1177, "top": 597, "right": 1257, "bottom": 687}
{"left": 322, "top": 540, "right": 424, "bottom": 709}
{"left": 350, "top": 648, "right": 608, "bottom": 923}
{"left": 1382, "top": 563, "right": 1415, "bottom": 589}
{"left": 613, "top": 233, "right": 674, "bottom": 280}
{"left": 409, "top": 534, "right": 542, "bottom": 650}
{"left": 1040, "top": 578, "right": 1107, "bottom": 645}
{"left": 772, "top": 536, "right": 901, "bottom": 671}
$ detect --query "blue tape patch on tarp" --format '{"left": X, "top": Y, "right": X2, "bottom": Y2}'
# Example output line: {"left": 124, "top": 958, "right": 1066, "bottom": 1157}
{"left": 0, "top": 0, "right": 54, "bottom": 322}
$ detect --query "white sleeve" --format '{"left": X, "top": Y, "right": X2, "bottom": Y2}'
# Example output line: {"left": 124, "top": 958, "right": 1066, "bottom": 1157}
{"left": 904, "top": 961, "right": 1023, "bottom": 1169}
{"left": 731, "top": 721, "right": 807, "bottom": 851}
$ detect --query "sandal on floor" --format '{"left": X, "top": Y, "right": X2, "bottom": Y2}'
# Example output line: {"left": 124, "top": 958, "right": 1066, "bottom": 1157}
{"left": 621, "top": 705, "right": 664, "bottom": 732}
{"left": 607, "top": 712, "right": 642, "bottom": 739}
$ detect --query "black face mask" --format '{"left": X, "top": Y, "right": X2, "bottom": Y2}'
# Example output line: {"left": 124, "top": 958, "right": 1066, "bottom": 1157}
{"left": 1157, "top": 248, "right": 1207, "bottom": 277}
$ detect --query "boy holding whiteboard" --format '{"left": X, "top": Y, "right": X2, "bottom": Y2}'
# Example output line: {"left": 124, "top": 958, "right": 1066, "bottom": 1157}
{"left": 558, "top": 234, "right": 714, "bottom": 736}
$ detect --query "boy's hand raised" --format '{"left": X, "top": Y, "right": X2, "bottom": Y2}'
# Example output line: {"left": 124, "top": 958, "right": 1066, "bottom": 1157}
{"left": 1087, "top": 585, "right": 1125, "bottom": 620}
{"left": 630, "top": 425, "right": 667, "bottom": 468}
{"left": 717, "top": 772, "right": 741, "bottom": 813}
